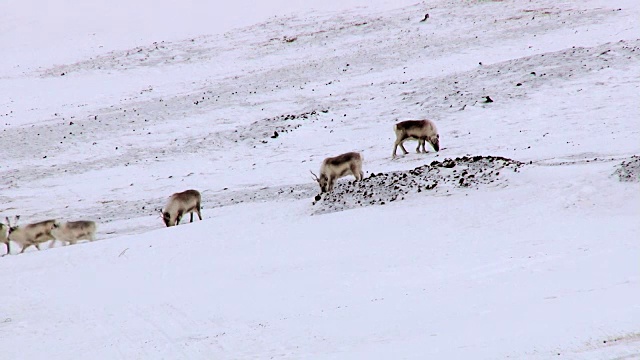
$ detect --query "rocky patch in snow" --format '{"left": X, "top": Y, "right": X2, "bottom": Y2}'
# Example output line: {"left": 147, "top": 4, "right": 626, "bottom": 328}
{"left": 239, "top": 109, "right": 328, "bottom": 144}
{"left": 313, "top": 155, "right": 525, "bottom": 214}
{"left": 201, "top": 109, "right": 328, "bottom": 147}
{"left": 614, "top": 156, "right": 640, "bottom": 182}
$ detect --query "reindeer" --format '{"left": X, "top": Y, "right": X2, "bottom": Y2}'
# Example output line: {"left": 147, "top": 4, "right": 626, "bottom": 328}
{"left": 4, "top": 216, "right": 59, "bottom": 254}
{"left": 161, "top": 189, "right": 203, "bottom": 227}
{"left": 311, "top": 152, "right": 364, "bottom": 193}
{"left": 0, "top": 222, "right": 8, "bottom": 256}
{"left": 392, "top": 119, "right": 440, "bottom": 158}
{"left": 50, "top": 220, "right": 97, "bottom": 247}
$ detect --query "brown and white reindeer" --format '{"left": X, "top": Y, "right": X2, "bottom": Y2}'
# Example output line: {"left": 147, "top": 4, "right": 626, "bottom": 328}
{"left": 4, "top": 216, "right": 59, "bottom": 255}
{"left": 0, "top": 222, "right": 8, "bottom": 256}
{"left": 311, "top": 152, "right": 364, "bottom": 193}
{"left": 50, "top": 220, "right": 97, "bottom": 247}
{"left": 161, "top": 189, "right": 203, "bottom": 227}
{"left": 392, "top": 119, "right": 440, "bottom": 158}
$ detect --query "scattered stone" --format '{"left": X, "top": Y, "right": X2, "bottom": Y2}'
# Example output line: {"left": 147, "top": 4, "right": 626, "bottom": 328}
{"left": 441, "top": 159, "right": 456, "bottom": 168}
{"left": 615, "top": 156, "right": 640, "bottom": 182}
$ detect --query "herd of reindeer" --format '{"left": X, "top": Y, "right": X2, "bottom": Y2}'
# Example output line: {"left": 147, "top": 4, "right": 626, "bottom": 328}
{"left": 0, "top": 119, "right": 440, "bottom": 256}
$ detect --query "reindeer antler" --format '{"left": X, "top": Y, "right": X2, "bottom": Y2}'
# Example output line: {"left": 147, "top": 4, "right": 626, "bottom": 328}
{"left": 310, "top": 170, "right": 320, "bottom": 182}
{"left": 5, "top": 215, "right": 19, "bottom": 229}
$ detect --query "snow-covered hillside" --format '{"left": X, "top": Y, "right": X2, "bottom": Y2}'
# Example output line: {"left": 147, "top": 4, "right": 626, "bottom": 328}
{"left": 1, "top": 0, "right": 639, "bottom": 358}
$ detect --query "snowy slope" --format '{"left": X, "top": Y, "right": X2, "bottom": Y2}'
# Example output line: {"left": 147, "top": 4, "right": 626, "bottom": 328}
{"left": 1, "top": 0, "right": 639, "bottom": 358}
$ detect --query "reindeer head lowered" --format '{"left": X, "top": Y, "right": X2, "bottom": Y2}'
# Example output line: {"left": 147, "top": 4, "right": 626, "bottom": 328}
{"left": 310, "top": 170, "right": 330, "bottom": 193}
{"left": 311, "top": 152, "right": 364, "bottom": 193}
{"left": 161, "top": 189, "right": 203, "bottom": 227}
{"left": 161, "top": 209, "right": 180, "bottom": 227}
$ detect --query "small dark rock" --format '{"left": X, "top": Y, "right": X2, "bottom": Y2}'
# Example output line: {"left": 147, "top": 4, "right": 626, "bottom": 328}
{"left": 442, "top": 159, "right": 456, "bottom": 168}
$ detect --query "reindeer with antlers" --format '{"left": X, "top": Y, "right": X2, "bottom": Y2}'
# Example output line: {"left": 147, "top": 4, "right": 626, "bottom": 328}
{"left": 3, "top": 216, "right": 59, "bottom": 255}
{"left": 311, "top": 152, "right": 364, "bottom": 193}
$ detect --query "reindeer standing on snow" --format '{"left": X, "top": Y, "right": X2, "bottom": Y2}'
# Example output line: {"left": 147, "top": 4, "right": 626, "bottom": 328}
{"left": 392, "top": 119, "right": 440, "bottom": 158}
{"left": 161, "top": 189, "right": 203, "bottom": 227}
{"left": 50, "top": 220, "right": 97, "bottom": 247}
{"left": 311, "top": 152, "right": 364, "bottom": 193}
{"left": 2, "top": 216, "right": 59, "bottom": 255}
{"left": 0, "top": 223, "right": 8, "bottom": 255}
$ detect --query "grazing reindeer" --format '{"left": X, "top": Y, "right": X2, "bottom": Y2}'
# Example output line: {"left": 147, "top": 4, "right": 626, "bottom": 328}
{"left": 50, "top": 220, "right": 97, "bottom": 247}
{"left": 162, "top": 189, "right": 203, "bottom": 227}
{"left": 0, "top": 222, "right": 8, "bottom": 256}
{"left": 311, "top": 152, "right": 364, "bottom": 193}
{"left": 4, "top": 216, "right": 59, "bottom": 254}
{"left": 392, "top": 119, "right": 440, "bottom": 158}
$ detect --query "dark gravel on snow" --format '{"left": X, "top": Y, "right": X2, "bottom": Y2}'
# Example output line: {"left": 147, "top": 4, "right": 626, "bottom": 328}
{"left": 615, "top": 156, "right": 640, "bottom": 182}
{"left": 313, "top": 155, "right": 525, "bottom": 214}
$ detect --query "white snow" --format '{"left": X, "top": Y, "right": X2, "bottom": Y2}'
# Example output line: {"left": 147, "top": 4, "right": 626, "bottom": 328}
{"left": 1, "top": 0, "right": 639, "bottom": 358}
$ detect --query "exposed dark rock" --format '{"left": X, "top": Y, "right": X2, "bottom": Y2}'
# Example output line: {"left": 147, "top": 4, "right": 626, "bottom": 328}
{"left": 313, "top": 155, "right": 524, "bottom": 214}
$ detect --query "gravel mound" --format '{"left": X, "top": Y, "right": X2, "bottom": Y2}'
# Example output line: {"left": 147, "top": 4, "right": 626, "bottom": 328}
{"left": 313, "top": 155, "right": 524, "bottom": 214}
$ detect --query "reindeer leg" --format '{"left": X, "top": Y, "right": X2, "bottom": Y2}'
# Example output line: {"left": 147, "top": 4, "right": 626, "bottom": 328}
{"left": 190, "top": 212, "right": 194, "bottom": 223}
{"left": 35, "top": 243, "right": 41, "bottom": 251}
{"left": 5, "top": 242, "right": 10, "bottom": 255}
{"left": 196, "top": 204, "right": 203, "bottom": 220}
{"left": 416, "top": 139, "right": 422, "bottom": 153}
{"left": 350, "top": 165, "right": 360, "bottom": 181}
{"left": 20, "top": 244, "right": 30, "bottom": 254}
{"left": 399, "top": 140, "right": 409, "bottom": 155}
